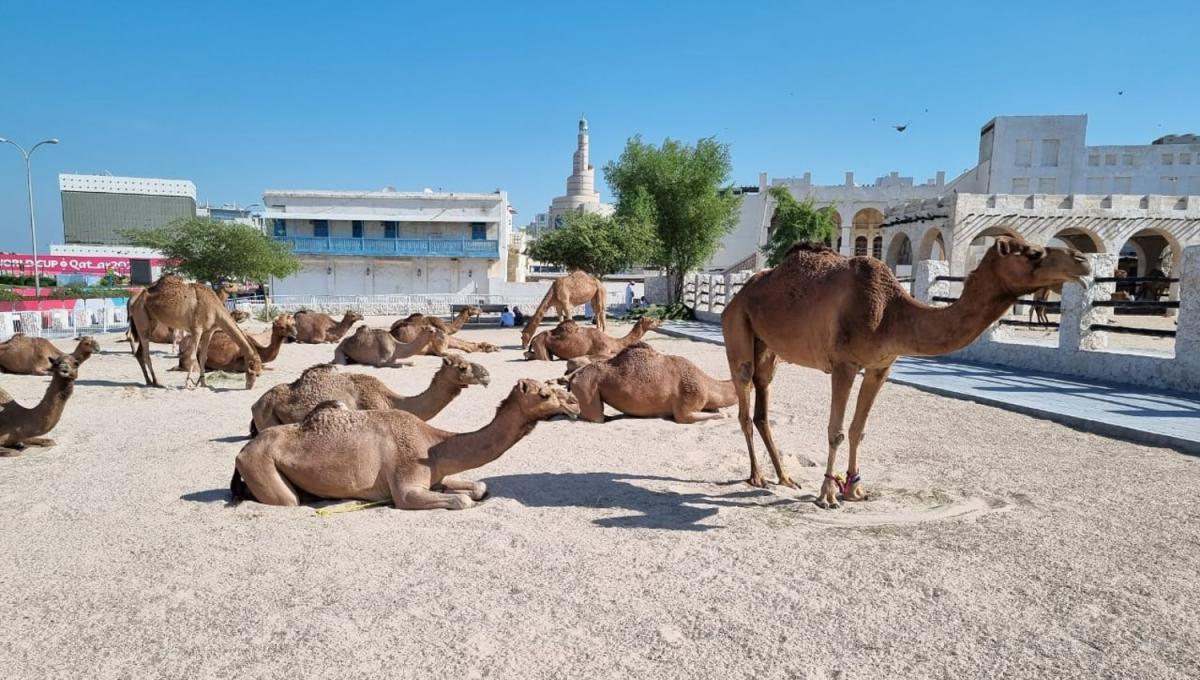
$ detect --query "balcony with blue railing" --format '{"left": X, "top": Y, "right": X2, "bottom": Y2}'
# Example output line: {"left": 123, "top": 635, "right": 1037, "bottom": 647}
{"left": 276, "top": 236, "right": 500, "bottom": 259}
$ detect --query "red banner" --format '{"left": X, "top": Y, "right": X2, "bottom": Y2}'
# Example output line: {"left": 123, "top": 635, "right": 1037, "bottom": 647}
{"left": 0, "top": 254, "right": 168, "bottom": 275}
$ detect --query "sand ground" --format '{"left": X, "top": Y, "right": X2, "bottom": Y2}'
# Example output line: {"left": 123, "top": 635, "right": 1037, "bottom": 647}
{"left": 1, "top": 319, "right": 1198, "bottom": 679}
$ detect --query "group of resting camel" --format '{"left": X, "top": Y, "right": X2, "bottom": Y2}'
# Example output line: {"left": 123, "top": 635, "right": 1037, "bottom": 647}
{"left": 1, "top": 234, "right": 1091, "bottom": 512}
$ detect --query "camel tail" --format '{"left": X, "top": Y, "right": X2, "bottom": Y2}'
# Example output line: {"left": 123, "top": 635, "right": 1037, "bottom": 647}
{"left": 230, "top": 467, "right": 257, "bottom": 503}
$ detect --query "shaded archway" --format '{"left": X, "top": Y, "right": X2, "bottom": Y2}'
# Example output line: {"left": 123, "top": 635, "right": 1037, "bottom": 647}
{"left": 886, "top": 233, "right": 913, "bottom": 274}
{"left": 1048, "top": 226, "right": 1105, "bottom": 254}
{"left": 852, "top": 208, "right": 885, "bottom": 259}
{"left": 917, "top": 227, "right": 948, "bottom": 262}
{"left": 1117, "top": 228, "right": 1181, "bottom": 300}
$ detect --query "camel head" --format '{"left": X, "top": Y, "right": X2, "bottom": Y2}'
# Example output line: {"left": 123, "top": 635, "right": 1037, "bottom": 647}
{"left": 464, "top": 305, "right": 482, "bottom": 318}
{"left": 343, "top": 310, "right": 364, "bottom": 325}
{"left": 272, "top": 314, "right": 298, "bottom": 341}
{"left": 980, "top": 236, "right": 1091, "bottom": 296}
{"left": 511, "top": 378, "right": 580, "bottom": 421}
{"left": 634, "top": 316, "right": 660, "bottom": 333}
{"left": 244, "top": 361, "right": 262, "bottom": 390}
{"left": 48, "top": 354, "right": 79, "bottom": 382}
{"left": 425, "top": 328, "right": 450, "bottom": 355}
{"left": 74, "top": 336, "right": 100, "bottom": 360}
{"left": 440, "top": 354, "right": 491, "bottom": 388}
{"left": 520, "top": 325, "right": 535, "bottom": 349}
{"left": 230, "top": 310, "right": 251, "bottom": 323}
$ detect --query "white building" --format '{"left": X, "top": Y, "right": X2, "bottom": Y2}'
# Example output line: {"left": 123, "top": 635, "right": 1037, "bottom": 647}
{"left": 948, "top": 115, "right": 1200, "bottom": 197}
{"left": 711, "top": 169, "right": 946, "bottom": 272}
{"left": 263, "top": 188, "right": 510, "bottom": 296}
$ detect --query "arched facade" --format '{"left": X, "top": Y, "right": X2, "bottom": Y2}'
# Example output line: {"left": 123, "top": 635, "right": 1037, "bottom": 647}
{"left": 852, "top": 208, "right": 885, "bottom": 259}
{"left": 885, "top": 233, "right": 913, "bottom": 272}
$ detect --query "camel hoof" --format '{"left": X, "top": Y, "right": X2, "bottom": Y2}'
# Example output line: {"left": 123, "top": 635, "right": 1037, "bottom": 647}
{"left": 470, "top": 483, "right": 489, "bottom": 501}
{"left": 450, "top": 495, "right": 477, "bottom": 510}
{"left": 815, "top": 497, "right": 841, "bottom": 510}
{"left": 776, "top": 476, "right": 800, "bottom": 490}
{"left": 747, "top": 476, "right": 768, "bottom": 489}
{"left": 842, "top": 483, "right": 869, "bottom": 502}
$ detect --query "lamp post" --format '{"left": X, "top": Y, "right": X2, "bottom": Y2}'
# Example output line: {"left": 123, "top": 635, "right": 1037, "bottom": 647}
{"left": 0, "top": 137, "right": 59, "bottom": 303}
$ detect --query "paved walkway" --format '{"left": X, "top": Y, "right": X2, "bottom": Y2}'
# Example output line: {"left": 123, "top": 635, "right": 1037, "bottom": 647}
{"left": 655, "top": 320, "right": 1200, "bottom": 455}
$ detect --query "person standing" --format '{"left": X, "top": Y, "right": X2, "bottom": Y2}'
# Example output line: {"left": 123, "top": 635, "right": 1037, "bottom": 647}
{"left": 625, "top": 282, "right": 635, "bottom": 311}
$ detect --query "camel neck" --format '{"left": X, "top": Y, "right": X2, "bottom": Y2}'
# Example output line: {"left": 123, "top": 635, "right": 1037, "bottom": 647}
{"left": 893, "top": 270, "right": 1016, "bottom": 356}
{"left": 431, "top": 398, "right": 536, "bottom": 478}
{"left": 35, "top": 375, "right": 74, "bottom": 428}
{"left": 259, "top": 330, "right": 287, "bottom": 362}
{"left": 448, "top": 311, "right": 470, "bottom": 333}
{"left": 70, "top": 348, "right": 91, "bottom": 364}
{"left": 618, "top": 325, "right": 646, "bottom": 348}
{"left": 393, "top": 369, "right": 462, "bottom": 421}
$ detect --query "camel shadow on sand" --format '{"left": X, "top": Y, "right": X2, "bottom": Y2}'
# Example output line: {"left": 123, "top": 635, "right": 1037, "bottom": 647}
{"left": 486, "top": 472, "right": 800, "bottom": 531}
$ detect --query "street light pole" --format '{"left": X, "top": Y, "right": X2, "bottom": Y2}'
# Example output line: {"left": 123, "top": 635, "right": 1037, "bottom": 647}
{"left": 0, "top": 137, "right": 59, "bottom": 303}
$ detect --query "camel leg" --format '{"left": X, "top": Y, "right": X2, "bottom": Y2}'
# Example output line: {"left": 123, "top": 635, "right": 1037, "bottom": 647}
{"left": 439, "top": 477, "right": 488, "bottom": 501}
{"left": 194, "top": 327, "right": 217, "bottom": 388}
{"left": 817, "top": 365, "right": 857, "bottom": 509}
{"left": 392, "top": 484, "right": 475, "bottom": 510}
{"left": 20, "top": 437, "right": 56, "bottom": 447}
{"left": 673, "top": 407, "right": 723, "bottom": 424}
{"left": 750, "top": 348, "right": 799, "bottom": 488}
{"left": 842, "top": 366, "right": 891, "bottom": 503}
{"left": 724, "top": 316, "right": 766, "bottom": 488}
{"left": 235, "top": 456, "right": 300, "bottom": 506}
{"left": 592, "top": 291, "right": 606, "bottom": 331}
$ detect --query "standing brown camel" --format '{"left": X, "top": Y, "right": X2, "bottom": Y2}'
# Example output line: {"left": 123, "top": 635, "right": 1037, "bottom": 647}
{"left": 293, "top": 310, "right": 362, "bottom": 343}
{"left": 130, "top": 274, "right": 263, "bottom": 389}
{"left": 124, "top": 284, "right": 237, "bottom": 354}
{"left": 520, "top": 271, "right": 607, "bottom": 348}
{"left": 0, "top": 335, "right": 99, "bottom": 375}
{"left": 524, "top": 317, "right": 659, "bottom": 361}
{"left": 232, "top": 379, "right": 580, "bottom": 509}
{"left": 722, "top": 236, "right": 1090, "bottom": 508}
{"left": 1, "top": 355, "right": 80, "bottom": 454}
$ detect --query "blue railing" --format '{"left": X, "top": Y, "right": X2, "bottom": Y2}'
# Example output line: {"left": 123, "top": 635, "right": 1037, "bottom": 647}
{"left": 277, "top": 236, "right": 500, "bottom": 259}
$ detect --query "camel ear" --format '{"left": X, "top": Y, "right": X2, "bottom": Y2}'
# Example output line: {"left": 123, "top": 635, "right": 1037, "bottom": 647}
{"left": 995, "top": 236, "right": 1015, "bottom": 256}
{"left": 442, "top": 356, "right": 452, "bottom": 366}
{"left": 518, "top": 380, "right": 534, "bottom": 394}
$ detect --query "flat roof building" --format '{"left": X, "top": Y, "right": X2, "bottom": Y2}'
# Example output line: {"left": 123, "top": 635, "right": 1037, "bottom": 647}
{"left": 59, "top": 173, "right": 197, "bottom": 245}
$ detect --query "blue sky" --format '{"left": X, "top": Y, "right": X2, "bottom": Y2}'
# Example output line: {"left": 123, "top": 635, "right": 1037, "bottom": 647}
{"left": 1, "top": 0, "right": 1196, "bottom": 251}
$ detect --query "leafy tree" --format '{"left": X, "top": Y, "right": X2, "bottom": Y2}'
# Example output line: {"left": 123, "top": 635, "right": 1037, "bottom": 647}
{"left": 760, "top": 186, "right": 838, "bottom": 267}
{"left": 122, "top": 217, "right": 301, "bottom": 285}
{"left": 525, "top": 210, "right": 657, "bottom": 277}
{"left": 604, "top": 136, "right": 741, "bottom": 302}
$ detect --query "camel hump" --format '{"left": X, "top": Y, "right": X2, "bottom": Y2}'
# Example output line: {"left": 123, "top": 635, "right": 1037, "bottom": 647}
{"left": 785, "top": 241, "right": 836, "bottom": 259}
{"left": 299, "top": 400, "right": 353, "bottom": 430}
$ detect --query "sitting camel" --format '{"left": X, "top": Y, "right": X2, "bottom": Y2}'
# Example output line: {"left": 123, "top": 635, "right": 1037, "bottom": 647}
{"left": 293, "top": 310, "right": 362, "bottom": 343}
{"left": 249, "top": 354, "right": 491, "bottom": 436}
{"left": 0, "top": 335, "right": 99, "bottom": 375}
{"left": 390, "top": 317, "right": 498, "bottom": 354}
{"left": 722, "top": 236, "right": 1089, "bottom": 508}
{"left": 398, "top": 306, "right": 481, "bottom": 335}
{"left": 520, "top": 270, "right": 607, "bottom": 348}
{"left": 232, "top": 379, "right": 580, "bottom": 509}
{"left": 333, "top": 325, "right": 446, "bottom": 367}
{"left": 130, "top": 274, "right": 263, "bottom": 389}
{"left": 1, "top": 355, "right": 80, "bottom": 455}
{"left": 567, "top": 342, "right": 736, "bottom": 424}
{"left": 525, "top": 317, "right": 659, "bottom": 361}
{"left": 174, "top": 314, "right": 297, "bottom": 374}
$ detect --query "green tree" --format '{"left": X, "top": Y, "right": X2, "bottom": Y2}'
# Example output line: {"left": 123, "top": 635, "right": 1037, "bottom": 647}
{"left": 122, "top": 217, "right": 301, "bottom": 285}
{"left": 526, "top": 211, "right": 657, "bottom": 277}
{"left": 760, "top": 186, "right": 838, "bottom": 267}
{"left": 604, "top": 136, "right": 741, "bottom": 302}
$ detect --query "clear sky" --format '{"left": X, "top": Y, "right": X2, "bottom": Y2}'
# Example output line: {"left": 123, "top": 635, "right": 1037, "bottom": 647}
{"left": 1, "top": 0, "right": 1196, "bottom": 251}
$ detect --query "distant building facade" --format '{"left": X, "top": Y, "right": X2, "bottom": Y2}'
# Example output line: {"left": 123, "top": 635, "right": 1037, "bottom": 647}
{"left": 196, "top": 202, "right": 255, "bottom": 225}
{"left": 948, "top": 114, "right": 1200, "bottom": 197}
{"left": 263, "top": 188, "right": 509, "bottom": 296}
{"left": 59, "top": 174, "right": 197, "bottom": 245}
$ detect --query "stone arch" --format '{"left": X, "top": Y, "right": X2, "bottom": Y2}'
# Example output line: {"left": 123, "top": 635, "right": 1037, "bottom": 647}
{"left": 886, "top": 232, "right": 914, "bottom": 272}
{"left": 1116, "top": 228, "right": 1182, "bottom": 300}
{"left": 966, "top": 225, "right": 1022, "bottom": 272}
{"left": 917, "top": 227, "right": 948, "bottom": 262}
{"left": 1048, "top": 226, "right": 1105, "bottom": 253}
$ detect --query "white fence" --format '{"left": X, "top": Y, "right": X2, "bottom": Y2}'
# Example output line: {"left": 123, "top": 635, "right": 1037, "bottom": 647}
{"left": 230, "top": 292, "right": 628, "bottom": 319}
{"left": 0, "top": 298, "right": 130, "bottom": 341}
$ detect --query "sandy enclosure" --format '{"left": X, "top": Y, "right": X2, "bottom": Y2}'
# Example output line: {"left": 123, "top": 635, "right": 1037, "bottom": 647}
{"left": 1, "top": 318, "right": 1198, "bottom": 679}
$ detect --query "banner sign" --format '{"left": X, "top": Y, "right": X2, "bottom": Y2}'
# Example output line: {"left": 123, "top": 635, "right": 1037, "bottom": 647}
{"left": 0, "top": 254, "right": 168, "bottom": 275}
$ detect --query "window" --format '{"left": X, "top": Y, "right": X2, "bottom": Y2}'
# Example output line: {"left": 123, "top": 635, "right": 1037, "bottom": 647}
{"left": 1041, "top": 139, "right": 1060, "bottom": 167}
{"left": 470, "top": 223, "right": 487, "bottom": 240}
{"left": 1105, "top": 154, "right": 1117, "bottom": 166}
{"left": 1085, "top": 177, "right": 1106, "bottom": 194}
{"left": 273, "top": 219, "right": 287, "bottom": 237}
{"left": 352, "top": 220, "right": 363, "bottom": 238}
{"left": 1122, "top": 154, "right": 1134, "bottom": 166}
{"left": 1088, "top": 154, "right": 1100, "bottom": 167}
{"left": 872, "top": 236, "right": 883, "bottom": 259}
{"left": 1113, "top": 176, "right": 1133, "bottom": 193}
{"left": 1038, "top": 177, "right": 1057, "bottom": 193}
{"left": 854, "top": 237, "right": 867, "bottom": 257}
{"left": 1015, "top": 140, "right": 1033, "bottom": 167}
{"left": 313, "top": 220, "right": 329, "bottom": 237}
{"left": 1011, "top": 177, "right": 1030, "bottom": 193}
{"left": 1163, "top": 154, "right": 1174, "bottom": 166}
{"left": 384, "top": 221, "right": 397, "bottom": 238}
{"left": 1180, "top": 153, "right": 1192, "bottom": 165}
